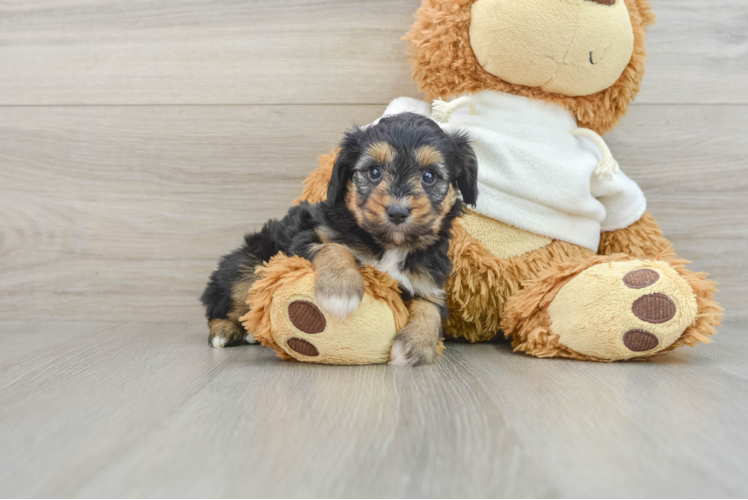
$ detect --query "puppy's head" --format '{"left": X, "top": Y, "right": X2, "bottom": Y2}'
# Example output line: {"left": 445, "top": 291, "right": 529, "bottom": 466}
{"left": 327, "top": 112, "right": 478, "bottom": 249}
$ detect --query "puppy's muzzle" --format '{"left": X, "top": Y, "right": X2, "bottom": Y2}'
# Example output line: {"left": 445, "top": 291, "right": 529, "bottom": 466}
{"left": 386, "top": 205, "right": 411, "bottom": 226}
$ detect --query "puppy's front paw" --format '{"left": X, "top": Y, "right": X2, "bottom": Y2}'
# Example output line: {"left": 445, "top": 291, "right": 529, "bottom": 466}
{"left": 314, "top": 268, "right": 364, "bottom": 321}
{"left": 389, "top": 325, "right": 440, "bottom": 367}
{"left": 317, "top": 292, "right": 362, "bottom": 321}
{"left": 389, "top": 300, "right": 442, "bottom": 366}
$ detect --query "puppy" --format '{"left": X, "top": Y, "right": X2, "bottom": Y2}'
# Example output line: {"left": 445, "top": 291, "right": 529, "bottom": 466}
{"left": 201, "top": 112, "right": 478, "bottom": 366}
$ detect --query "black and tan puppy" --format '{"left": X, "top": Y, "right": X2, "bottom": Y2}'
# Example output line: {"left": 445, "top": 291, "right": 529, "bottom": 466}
{"left": 201, "top": 112, "right": 478, "bottom": 366}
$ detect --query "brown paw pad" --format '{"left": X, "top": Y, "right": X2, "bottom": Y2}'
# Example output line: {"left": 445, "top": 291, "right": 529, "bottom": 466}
{"left": 623, "top": 329, "right": 659, "bottom": 352}
{"left": 287, "top": 338, "right": 319, "bottom": 357}
{"left": 632, "top": 293, "right": 676, "bottom": 324}
{"left": 288, "top": 300, "right": 326, "bottom": 334}
{"left": 623, "top": 268, "right": 660, "bottom": 289}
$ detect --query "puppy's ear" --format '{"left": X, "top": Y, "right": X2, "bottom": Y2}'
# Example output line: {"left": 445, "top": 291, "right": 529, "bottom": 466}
{"left": 449, "top": 131, "right": 478, "bottom": 206}
{"left": 327, "top": 127, "right": 364, "bottom": 204}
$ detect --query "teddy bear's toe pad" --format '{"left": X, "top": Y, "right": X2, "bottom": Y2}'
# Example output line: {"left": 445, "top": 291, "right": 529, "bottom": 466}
{"left": 287, "top": 337, "right": 320, "bottom": 357}
{"left": 548, "top": 260, "right": 698, "bottom": 360}
{"left": 623, "top": 329, "right": 659, "bottom": 352}
{"left": 623, "top": 269, "right": 660, "bottom": 289}
{"left": 288, "top": 300, "right": 326, "bottom": 333}
{"left": 632, "top": 293, "right": 676, "bottom": 324}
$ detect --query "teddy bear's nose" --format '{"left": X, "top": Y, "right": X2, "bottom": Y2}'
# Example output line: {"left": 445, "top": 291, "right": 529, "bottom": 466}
{"left": 585, "top": 0, "right": 615, "bottom": 5}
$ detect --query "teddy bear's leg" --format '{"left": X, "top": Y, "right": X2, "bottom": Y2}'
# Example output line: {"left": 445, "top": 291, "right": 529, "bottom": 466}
{"left": 444, "top": 213, "right": 594, "bottom": 343}
{"left": 599, "top": 212, "right": 673, "bottom": 259}
{"left": 242, "top": 255, "right": 409, "bottom": 364}
{"left": 502, "top": 255, "right": 721, "bottom": 361}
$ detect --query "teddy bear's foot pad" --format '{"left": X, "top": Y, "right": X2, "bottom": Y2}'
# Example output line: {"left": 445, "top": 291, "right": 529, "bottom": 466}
{"left": 263, "top": 273, "right": 399, "bottom": 364}
{"left": 623, "top": 329, "right": 659, "bottom": 352}
{"left": 624, "top": 269, "right": 678, "bottom": 326}
{"left": 623, "top": 268, "right": 659, "bottom": 288}
{"left": 287, "top": 336, "right": 320, "bottom": 357}
{"left": 243, "top": 255, "right": 407, "bottom": 364}
{"left": 288, "top": 300, "right": 326, "bottom": 334}
{"left": 285, "top": 300, "right": 325, "bottom": 357}
{"left": 548, "top": 260, "right": 698, "bottom": 360}
{"left": 631, "top": 293, "right": 676, "bottom": 323}
{"left": 622, "top": 269, "right": 679, "bottom": 352}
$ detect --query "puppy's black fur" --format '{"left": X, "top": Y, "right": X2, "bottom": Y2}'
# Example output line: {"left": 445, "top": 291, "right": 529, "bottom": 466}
{"left": 201, "top": 112, "right": 478, "bottom": 358}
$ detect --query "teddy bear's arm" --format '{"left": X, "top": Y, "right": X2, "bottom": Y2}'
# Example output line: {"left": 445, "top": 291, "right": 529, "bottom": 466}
{"left": 598, "top": 211, "right": 674, "bottom": 259}
{"left": 295, "top": 148, "right": 338, "bottom": 205}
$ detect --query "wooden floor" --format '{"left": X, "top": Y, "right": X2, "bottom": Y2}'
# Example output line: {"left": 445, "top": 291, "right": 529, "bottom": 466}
{"left": 0, "top": 321, "right": 746, "bottom": 497}
{"left": 1, "top": 0, "right": 747, "bottom": 497}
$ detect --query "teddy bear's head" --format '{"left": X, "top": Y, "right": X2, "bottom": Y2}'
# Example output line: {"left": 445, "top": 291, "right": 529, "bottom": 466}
{"left": 405, "top": 0, "right": 655, "bottom": 134}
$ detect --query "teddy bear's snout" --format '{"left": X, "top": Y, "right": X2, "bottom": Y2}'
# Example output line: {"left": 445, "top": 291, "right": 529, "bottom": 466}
{"left": 469, "top": 0, "right": 635, "bottom": 97}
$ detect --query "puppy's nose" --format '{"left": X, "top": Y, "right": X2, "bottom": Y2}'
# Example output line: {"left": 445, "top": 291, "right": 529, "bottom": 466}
{"left": 386, "top": 205, "right": 411, "bottom": 225}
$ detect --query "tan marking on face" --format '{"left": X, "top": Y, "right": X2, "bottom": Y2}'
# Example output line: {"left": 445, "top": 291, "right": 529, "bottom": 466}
{"left": 363, "top": 181, "right": 392, "bottom": 225}
{"left": 414, "top": 145, "right": 444, "bottom": 168}
{"left": 409, "top": 190, "right": 434, "bottom": 224}
{"left": 404, "top": 182, "right": 437, "bottom": 231}
{"left": 430, "top": 186, "right": 458, "bottom": 235}
{"left": 345, "top": 181, "right": 366, "bottom": 227}
{"left": 366, "top": 142, "right": 397, "bottom": 166}
{"left": 346, "top": 159, "right": 458, "bottom": 248}
{"left": 440, "top": 186, "right": 458, "bottom": 216}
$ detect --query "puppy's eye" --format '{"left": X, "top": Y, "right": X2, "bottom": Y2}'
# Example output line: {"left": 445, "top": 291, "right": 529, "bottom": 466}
{"left": 421, "top": 170, "right": 436, "bottom": 186}
{"left": 368, "top": 166, "right": 383, "bottom": 181}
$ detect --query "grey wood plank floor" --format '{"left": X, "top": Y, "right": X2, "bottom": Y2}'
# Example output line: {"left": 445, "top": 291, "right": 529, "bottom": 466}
{"left": 0, "top": 321, "right": 746, "bottom": 498}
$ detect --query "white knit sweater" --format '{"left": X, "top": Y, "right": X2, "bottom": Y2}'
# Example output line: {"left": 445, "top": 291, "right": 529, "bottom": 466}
{"left": 379, "top": 90, "right": 647, "bottom": 251}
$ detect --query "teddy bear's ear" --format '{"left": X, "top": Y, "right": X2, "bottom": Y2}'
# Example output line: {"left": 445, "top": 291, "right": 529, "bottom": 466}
{"left": 449, "top": 131, "right": 479, "bottom": 207}
{"left": 327, "top": 127, "right": 364, "bottom": 205}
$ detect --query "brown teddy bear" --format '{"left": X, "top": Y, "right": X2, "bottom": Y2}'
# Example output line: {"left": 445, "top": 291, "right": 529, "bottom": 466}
{"left": 245, "top": 0, "right": 722, "bottom": 364}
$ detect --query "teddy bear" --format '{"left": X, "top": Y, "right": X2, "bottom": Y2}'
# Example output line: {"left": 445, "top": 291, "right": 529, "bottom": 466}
{"left": 243, "top": 0, "right": 722, "bottom": 364}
